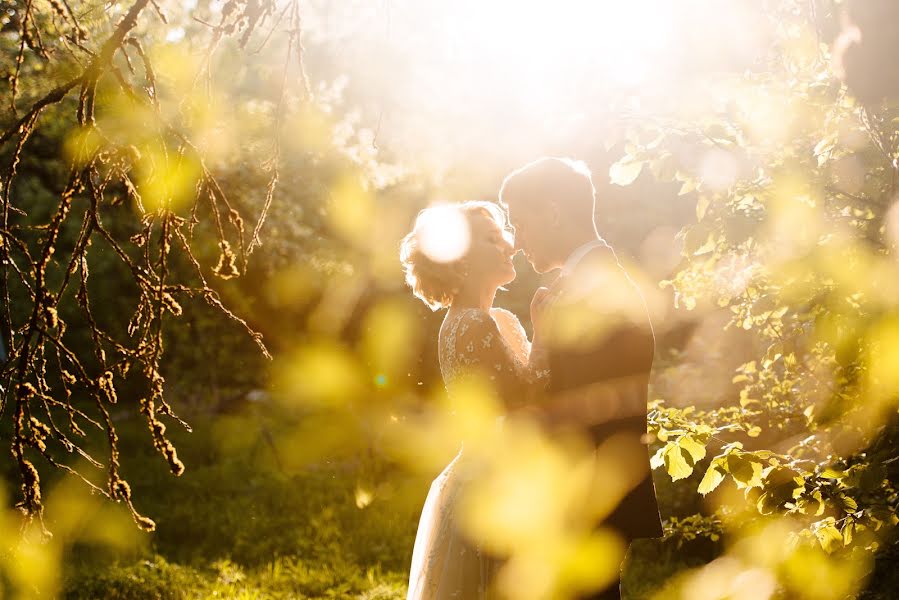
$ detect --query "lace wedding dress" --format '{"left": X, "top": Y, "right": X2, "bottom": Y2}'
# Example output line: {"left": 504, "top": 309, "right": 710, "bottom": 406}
{"left": 407, "top": 307, "right": 543, "bottom": 600}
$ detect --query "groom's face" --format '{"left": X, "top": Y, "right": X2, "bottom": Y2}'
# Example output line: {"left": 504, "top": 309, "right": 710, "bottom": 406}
{"left": 507, "top": 200, "right": 557, "bottom": 273}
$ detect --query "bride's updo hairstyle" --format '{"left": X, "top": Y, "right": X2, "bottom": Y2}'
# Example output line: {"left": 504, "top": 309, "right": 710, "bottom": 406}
{"left": 400, "top": 201, "right": 509, "bottom": 311}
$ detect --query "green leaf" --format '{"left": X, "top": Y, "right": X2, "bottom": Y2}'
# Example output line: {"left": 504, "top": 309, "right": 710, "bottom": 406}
{"left": 693, "top": 234, "right": 717, "bottom": 256}
{"left": 698, "top": 463, "right": 726, "bottom": 495}
{"left": 609, "top": 158, "right": 643, "bottom": 186}
{"left": 799, "top": 490, "right": 826, "bottom": 516}
{"left": 679, "top": 435, "right": 707, "bottom": 463}
{"left": 678, "top": 178, "right": 697, "bottom": 196}
{"left": 820, "top": 467, "right": 844, "bottom": 479}
{"left": 842, "top": 521, "right": 855, "bottom": 545}
{"left": 739, "top": 391, "right": 760, "bottom": 408}
{"left": 814, "top": 519, "right": 843, "bottom": 554}
{"left": 696, "top": 195, "right": 710, "bottom": 221}
{"left": 840, "top": 495, "right": 858, "bottom": 513}
{"left": 649, "top": 153, "right": 678, "bottom": 182}
{"left": 721, "top": 441, "right": 744, "bottom": 454}
{"left": 727, "top": 454, "right": 764, "bottom": 489}
{"left": 756, "top": 491, "right": 778, "bottom": 515}
{"left": 664, "top": 444, "right": 694, "bottom": 481}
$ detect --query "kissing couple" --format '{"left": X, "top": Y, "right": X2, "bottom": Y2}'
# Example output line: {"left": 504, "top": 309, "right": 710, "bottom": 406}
{"left": 400, "top": 157, "right": 663, "bottom": 600}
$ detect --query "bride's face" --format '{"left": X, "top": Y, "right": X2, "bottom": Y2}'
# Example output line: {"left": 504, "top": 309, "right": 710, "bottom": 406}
{"left": 465, "top": 212, "right": 516, "bottom": 288}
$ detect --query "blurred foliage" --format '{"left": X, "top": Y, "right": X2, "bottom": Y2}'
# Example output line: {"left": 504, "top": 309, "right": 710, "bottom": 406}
{"left": 618, "top": 1, "right": 899, "bottom": 597}
{"left": 1, "top": 0, "right": 899, "bottom": 599}
{"left": 0, "top": 412, "right": 416, "bottom": 599}
{"left": 0, "top": 0, "right": 420, "bottom": 533}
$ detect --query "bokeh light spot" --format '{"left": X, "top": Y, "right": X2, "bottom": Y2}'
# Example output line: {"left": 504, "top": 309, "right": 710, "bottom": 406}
{"left": 416, "top": 204, "right": 471, "bottom": 263}
{"left": 699, "top": 149, "right": 739, "bottom": 192}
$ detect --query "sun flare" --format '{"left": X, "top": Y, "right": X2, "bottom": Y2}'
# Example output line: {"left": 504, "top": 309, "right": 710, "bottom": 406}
{"left": 416, "top": 204, "right": 471, "bottom": 263}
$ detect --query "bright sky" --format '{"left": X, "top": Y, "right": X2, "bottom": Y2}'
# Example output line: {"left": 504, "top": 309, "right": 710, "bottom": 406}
{"left": 299, "top": 0, "right": 771, "bottom": 173}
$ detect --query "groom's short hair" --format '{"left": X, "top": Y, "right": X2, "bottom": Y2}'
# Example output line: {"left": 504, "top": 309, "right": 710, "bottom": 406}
{"left": 498, "top": 157, "right": 596, "bottom": 217}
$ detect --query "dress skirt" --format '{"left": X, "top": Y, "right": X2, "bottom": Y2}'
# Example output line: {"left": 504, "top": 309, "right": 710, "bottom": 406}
{"left": 407, "top": 450, "right": 492, "bottom": 600}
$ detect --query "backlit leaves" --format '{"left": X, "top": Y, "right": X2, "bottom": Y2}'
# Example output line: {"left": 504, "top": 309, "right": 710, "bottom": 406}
{"left": 813, "top": 518, "right": 843, "bottom": 554}
{"left": 650, "top": 433, "right": 709, "bottom": 482}
{"left": 608, "top": 156, "right": 644, "bottom": 186}
{"left": 698, "top": 461, "right": 727, "bottom": 496}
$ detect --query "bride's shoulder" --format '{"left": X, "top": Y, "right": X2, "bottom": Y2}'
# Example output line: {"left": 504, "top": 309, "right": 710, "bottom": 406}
{"left": 440, "top": 307, "right": 491, "bottom": 337}
{"left": 439, "top": 308, "right": 502, "bottom": 359}
{"left": 489, "top": 307, "right": 525, "bottom": 331}
{"left": 442, "top": 307, "right": 489, "bottom": 325}
{"left": 489, "top": 306, "right": 520, "bottom": 322}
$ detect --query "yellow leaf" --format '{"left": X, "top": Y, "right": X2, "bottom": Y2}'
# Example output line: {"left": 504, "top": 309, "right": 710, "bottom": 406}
{"left": 354, "top": 485, "right": 373, "bottom": 509}
{"left": 696, "top": 195, "right": 710, "bottom": 221}
{"left": 679, "top": 435, "right": 707, "bottom": 463}
{"left": 679, "top": 178, "right": 696, "bottom": 196}
{"left": 727, "top": 454, "right": 764, "bottom": 489}
{"left": 608, "top": 159, "right": 643, "bottom": 186}
{"left": 665, "top": 444, "right": 694, "bottom": 481}
{"left": 693, "top": 234, "right": 717, "bottom": 256}
{"left": 698, "top": 463, "right": 725, "bottom": 495}
{"left": 814, "top": 519, "right": 842, "bottom": 554}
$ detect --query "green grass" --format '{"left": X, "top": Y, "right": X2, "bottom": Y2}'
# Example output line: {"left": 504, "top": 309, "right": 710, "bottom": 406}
{"left": 3, "top": 408, "right": 891, "bottom": 599}
{"left": 64, "top": 555, "right": 408, "bottom": 600}
{"left": 52, "top": 409, "right": 693, "bottom": 599}
{"left": 43, "top": 409, "right": 422, "bottom": 599}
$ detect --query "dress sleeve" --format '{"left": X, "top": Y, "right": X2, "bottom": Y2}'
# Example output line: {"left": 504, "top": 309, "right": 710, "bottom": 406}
{"left": 450, "top": 311, "right": 536, "bottom": 409}
{"left": 491, "top": 307, "right": 551, "bottom": 386}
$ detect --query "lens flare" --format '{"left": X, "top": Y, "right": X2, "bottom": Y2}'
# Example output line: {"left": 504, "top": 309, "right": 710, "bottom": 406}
{"left": 416, "top": 204, "right": 471, "bottom": 263}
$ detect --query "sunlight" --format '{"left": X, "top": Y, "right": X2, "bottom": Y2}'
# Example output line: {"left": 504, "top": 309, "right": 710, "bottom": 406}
{"left": 699, "top": 149, "right": 739, "bottom": 192}
{"left": 307, "top": 0, "right": 721, "bottom": 166}
{"left": 444, "top": 0, "right": 674, "bottom": 89}
{"left": 415, "top": 204, "right": 471, "bottom": 263}
{"left": 680, "top": 558, "right": 776, "bottom": 600}
{"left": 8, "top": 0, "right": 899, "bottom": 597}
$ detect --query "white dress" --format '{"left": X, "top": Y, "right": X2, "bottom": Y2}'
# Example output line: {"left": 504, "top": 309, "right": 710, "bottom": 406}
{"left": 406, "top": 307, "right": 542, "bottom": 600}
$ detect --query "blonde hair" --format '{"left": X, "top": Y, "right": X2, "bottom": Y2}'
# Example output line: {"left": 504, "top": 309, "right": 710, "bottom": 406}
{"left": 399, "top": 201, "right": 509, "bottom": 311}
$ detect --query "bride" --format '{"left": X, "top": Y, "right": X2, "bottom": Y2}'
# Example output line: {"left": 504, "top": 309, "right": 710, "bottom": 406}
{"left": 399, "top": 201, "right": 547, "bottom": 600}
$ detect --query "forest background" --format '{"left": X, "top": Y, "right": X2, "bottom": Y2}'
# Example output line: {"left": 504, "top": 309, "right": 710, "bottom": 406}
{"left": 0, "top": 0, "right": 897, "bottom": 598}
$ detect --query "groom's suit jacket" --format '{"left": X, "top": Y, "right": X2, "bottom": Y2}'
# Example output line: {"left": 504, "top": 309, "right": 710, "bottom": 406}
{"left": 543, "top": 239, "right": 663, "bottom": 542}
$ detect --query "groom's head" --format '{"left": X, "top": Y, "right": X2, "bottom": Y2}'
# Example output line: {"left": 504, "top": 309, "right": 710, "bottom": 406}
{"left": 499, "top": 157, "right": 598, "bottom": 273}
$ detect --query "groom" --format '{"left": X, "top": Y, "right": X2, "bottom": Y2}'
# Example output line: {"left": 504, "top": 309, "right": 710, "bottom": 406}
{"left": 500, "top": 157, "right": 663, "bottom": 600}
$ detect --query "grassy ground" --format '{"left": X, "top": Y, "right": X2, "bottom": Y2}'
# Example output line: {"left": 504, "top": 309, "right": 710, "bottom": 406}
{"left": 50, "top": 410, "right": 684, "bottom": 599}
{"left": 2, "top": 408, "right": 892, "bottom": 599}
{"left": 55, "top": 411, "right": 420, "bottom": 599}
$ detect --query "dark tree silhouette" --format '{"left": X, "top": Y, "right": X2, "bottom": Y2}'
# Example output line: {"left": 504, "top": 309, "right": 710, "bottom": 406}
{"left": 0, "top": 0, "right": 307, "bottom": 530}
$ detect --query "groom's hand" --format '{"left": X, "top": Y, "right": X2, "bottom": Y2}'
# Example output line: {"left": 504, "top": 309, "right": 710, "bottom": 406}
{"left": 530, "top": 277, "right": 566, "bottom": 339}
{"left": 530, "top": 285, "right": 552, "bottom": 330}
